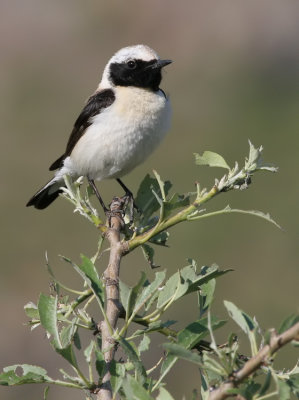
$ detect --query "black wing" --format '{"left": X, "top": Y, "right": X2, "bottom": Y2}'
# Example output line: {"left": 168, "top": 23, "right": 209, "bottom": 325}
{"left": 49, "top": 88, "right": 116, "bottom": 171}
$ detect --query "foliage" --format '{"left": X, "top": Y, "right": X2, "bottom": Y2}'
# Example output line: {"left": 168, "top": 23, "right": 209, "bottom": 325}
{"left": 1, "top": 142, "right": 298, "bottom": 399}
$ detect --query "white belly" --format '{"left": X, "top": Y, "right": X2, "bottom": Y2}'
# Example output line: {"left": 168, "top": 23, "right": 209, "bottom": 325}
{"left": 67, "top": 86, "right": 171, "bottom": 180}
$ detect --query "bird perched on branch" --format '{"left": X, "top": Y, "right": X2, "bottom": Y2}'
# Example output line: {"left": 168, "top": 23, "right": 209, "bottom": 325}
{"left": 27, "top": 44, "right": 172, "bottom": 211}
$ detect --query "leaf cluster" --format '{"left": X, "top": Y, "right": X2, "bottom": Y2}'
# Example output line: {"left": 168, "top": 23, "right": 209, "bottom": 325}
{"left": 2, "top": 254, "right": 298, "bottom": 399}
{"left": 0, "top": 255, "right": 230, "bottom": 399}
{"left": 60, "top": 142, "right": 279, "bottom": 269}
{"left": 1, "top": 142, "right": 297, "bottom": 400}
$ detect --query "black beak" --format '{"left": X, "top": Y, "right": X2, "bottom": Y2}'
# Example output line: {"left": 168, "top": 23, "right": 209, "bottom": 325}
{"left": 150, "top": 59, "right": 172, "bottom": 69}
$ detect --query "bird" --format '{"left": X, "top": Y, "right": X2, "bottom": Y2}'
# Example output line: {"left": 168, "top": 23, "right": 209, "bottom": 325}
{"left": 26, "top": 44, "right": 172, "bottom": 211}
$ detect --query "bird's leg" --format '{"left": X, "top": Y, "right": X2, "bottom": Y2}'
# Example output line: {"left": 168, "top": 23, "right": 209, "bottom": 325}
{"left": 116, "top": 178, "right": 133, "bottom": 198}
{"left": 116, "top": 178, "right": 139, "bottom": 212}
{"left": 87, "top": 178, "right": 109, "bottom": 213}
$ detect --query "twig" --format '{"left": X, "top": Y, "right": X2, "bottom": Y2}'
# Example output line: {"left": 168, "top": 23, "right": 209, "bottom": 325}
{"left": 97, "top": 197, "right": 128, "bottom": 400}
{"left": 208, "top": 322, "right": 299, "bottom": 400}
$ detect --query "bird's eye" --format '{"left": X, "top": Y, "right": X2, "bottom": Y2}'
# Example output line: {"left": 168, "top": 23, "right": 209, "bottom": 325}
{"left": 127, "top": 60, "right": 136, "bottom": 69}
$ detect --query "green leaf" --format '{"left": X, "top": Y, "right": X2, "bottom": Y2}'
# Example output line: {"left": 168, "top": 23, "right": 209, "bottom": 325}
{"left": 246, "top": 140, "right": 278, "bottom": 173}
{"left": 246, "top": 141, "right": 263, "bottom": 170}
{"left": 188, "top": 205, "right": 281, "bottom": 229}
{"left": 149, "top": 231, "right": 169, "bottom": 247}
{"left": 133, "top": 320, "right": 176, "bottom": 337}
{"left": 120, "top": 272, "right": 148, "bottom": 320}
{"left": 157, "top": 269, "right": 189, "bottom": 309}
{"left": 60, "top": 318, "right": 78, "bottom": 348}
{"left": 278, "top": 314, "right": 299, "bottom": 334}
{"left": 141, "top": 244, "right": 160, "bottom": 269}
{"left": 195, "top": 151, "right": 230, "bottom": 170}
{"left": 184, "top": 264, "right": 229, "bottom": 295}
{"left": 38, "top": 294, "right": 61, "bottom": 348}
{"left": 199, "top": 278, "right": 216, "bottom": 316}
{"left": 55, "top": 344, "right": 78, "bottom": 369}
{"left": 135, "top": 174, "right": 159, "bottom": 219}
{"left": 119, "top": 280, "right": 133, "bottom": 320}
{"left": 200, "top": 371, "right": 209, "bottom": 400}
{"left": 58, "top": 368, "right": 81, "bottom": 384}
{"left": 135, "top": 174, "right": 172, "bottom": 220}
{"left": 138, "top": 335, "right": 151, "bottom": 355}
{"left": 157, "top": 263, "right": 230, "bottom": 309}
{"left": 163, "top": 343, "right": 204, "bottom": 367}
{"left": 137, "top": 171, "right": 189, "bottom": 223}
{"left": 159, "top": 352, "right": 176, "bottom": 385}
{"left": 164, "top": 193, "right": 190, "bottom": 219}
{"left": 288, "top": 374, "right": 299, "bottom": 396}
{"left": 177, "top": 316, "right": 226, "bottom": 349}
{"left": 0, "top": 364, "right": 50, "bottom": 386}
{"left": 119, "top": 338, "right": 147, "bottom": 382}
{"left": 110, "top": 360, "right": 126, "bottom": 395}
{"left": 224, "top": 301, "right": 258, "bottom": 355}
{"left": 224, "top": 301, "right": 256, "bottom": 336}
{"left": 201, "top": 357, "right": 222, "bottom": 383}
{"left": 78, "top": 255, "right": 105, "bottom": 305}
{"left": 243, "top": 382, "right": 261, "bottom": 399}
{"left": 160, "top": 345, "right": 190, "bottom": 381}
{"left": 95, "top": 348, "right": 105, "bottom": 378}
{"left": 263, "top": 329, "right": 272, "bottom": 346}
{"left": 43, "top": 386, "right": 50, "bottom": 399}
{"left": 201, "top": 352, "right": 226, "bottom": 376}
{"left": 144, "top": 289, "right": 160, "bottom": 312}
{"left": 157, "top": 387, "right": 175, "bottom": 400}
{"left": 122, "top": 375, "right": 154, "bottom": 400}
{"left": 24, "top": 302, "right": 39, "bottom": 320}
{"left": 84, "top": 340, "right": 95, "bottom": 364}
{"left": 63, "top": 254, "right": 105, "bottom": 308}
{"left": 159, "top": 316, "right": 225, "bottom": 383}
{"left": 133, "top": 271, "right": 166, "bottom": 316}
{"left": 258, "top": 370, "right": 272, "bottom": 397}
{"left": 277, "top": 379, "right": 291, "bottom": 400}
{"left": 73, "top": 330, "right": 81, "bottom": 350}
{"left": 153, "top": 170, "right": 167, "bottom": 201}
{"left": 224, "top": 206, "right": 281, "bottom": 229}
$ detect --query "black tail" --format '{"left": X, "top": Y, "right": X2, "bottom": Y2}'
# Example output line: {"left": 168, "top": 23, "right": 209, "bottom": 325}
{"left": 26, "top": 179, "right": 64, "bottom": 210}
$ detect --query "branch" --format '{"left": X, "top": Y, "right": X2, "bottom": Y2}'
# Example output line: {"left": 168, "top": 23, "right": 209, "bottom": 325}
{"left": 126, "top": 142, "right": 279, "bottom": 252}
{"left": 60, "top": 143, "right": 279, "bottom": 258}
{"left": 97, "top": 197, "right": 128, "bottom": 400}
{"left": 208, "top": 322, "right": 299, "bottom": 400}
{"left": 127, "top": 185, "right": 219, "bottom": 252}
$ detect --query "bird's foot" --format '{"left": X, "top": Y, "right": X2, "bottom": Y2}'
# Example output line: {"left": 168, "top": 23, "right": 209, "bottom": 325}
{"left": 124, "top": 192, "right": 141, "bottom": 215}
{"left": 116, "top": 178, "right": 140, "bottom": 214}
{"left": 106, "top": 197, "right": 126, "bottom": 229}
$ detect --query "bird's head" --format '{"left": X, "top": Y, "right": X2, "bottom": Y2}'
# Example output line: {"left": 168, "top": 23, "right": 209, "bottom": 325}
{"left": 100, "top": 44, "right": 172, "bottom": 91}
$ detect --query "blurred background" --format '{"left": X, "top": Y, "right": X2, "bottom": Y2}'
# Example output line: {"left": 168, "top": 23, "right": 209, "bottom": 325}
{"left": 1, "top": 1, "right": 298, "bottom": 399}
